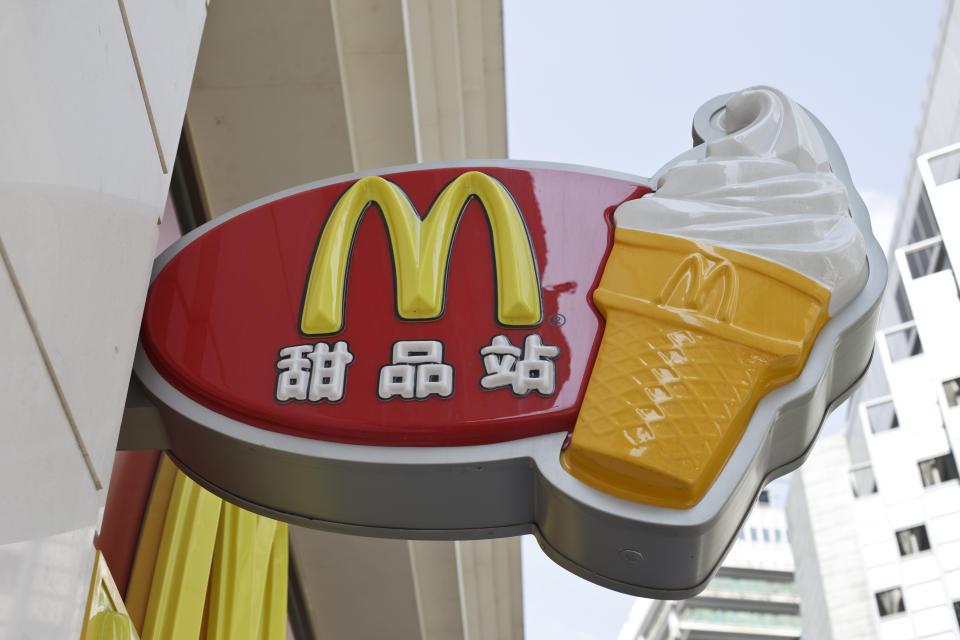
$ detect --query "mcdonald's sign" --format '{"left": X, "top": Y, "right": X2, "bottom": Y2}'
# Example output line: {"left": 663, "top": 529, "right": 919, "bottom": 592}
{"left": 141, "top": 165, "right": 630, "bottom": 446}
{"left": 135, "top": 88, "right": 885, "bottom": 598}
{"left": 300, "top": 171, "right": 542, "bottom": 335}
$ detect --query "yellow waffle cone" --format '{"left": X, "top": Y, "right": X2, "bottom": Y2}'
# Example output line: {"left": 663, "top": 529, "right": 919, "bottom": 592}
{"left": 561, "top": 229, "right": 831, "bottom": 508}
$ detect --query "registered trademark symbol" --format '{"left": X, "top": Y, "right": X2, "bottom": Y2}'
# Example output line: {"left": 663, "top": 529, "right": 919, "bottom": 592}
{"left": 547, "top": 313, "right": 566, "bottom": 327}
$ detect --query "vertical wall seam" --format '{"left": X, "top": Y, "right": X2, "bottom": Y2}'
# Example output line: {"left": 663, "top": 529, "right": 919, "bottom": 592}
{"left": 449, "top": 0, "right": 467, "bottom": 158}
{"left": 329, "top": 0, "right": 360, "bottom": 172}
{"left": 406, "top": 541, "right": 428, "bottom": 640}
{"left": 0, "top": 233, "right": 102, "bottom": 490}
{"left": 117, "top": 0, "right": 169, "bottom": 174}
{"left": 454, "top": 540, "right": 473, "bottom": 640}
{"left": 401, "top": 0, "right": 424, "bottom": 163}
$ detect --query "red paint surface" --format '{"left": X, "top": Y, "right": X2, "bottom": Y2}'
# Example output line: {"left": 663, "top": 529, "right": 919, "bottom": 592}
{"left": 142, "top": 167, "right": 650, "bottom": 446}
{"left": 94, "top": 450, "right": 161, "bottom": 596}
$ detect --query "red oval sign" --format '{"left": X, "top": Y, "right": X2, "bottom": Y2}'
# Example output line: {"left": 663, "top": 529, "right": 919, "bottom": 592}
{"left": 141, "top": 165, "right": 651, "bottom": 446}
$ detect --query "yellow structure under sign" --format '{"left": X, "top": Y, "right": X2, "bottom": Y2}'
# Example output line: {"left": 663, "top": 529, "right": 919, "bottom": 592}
{"left": 124, "top": 455, "right": 288, "bottom": 640}
{"left": 80, "top": 551, "right": 139, "bottom": 640}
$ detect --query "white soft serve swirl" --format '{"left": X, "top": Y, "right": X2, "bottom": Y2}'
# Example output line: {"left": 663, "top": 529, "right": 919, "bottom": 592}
{"left": 614, "top": 86, "right": 866, "bottom": 314}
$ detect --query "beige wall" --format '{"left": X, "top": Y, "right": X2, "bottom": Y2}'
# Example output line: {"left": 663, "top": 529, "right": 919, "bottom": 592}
{"left": 186, "top": 0, "right": 507, "bottom": 217}
{"left": 186, "top": 0, "right": 354, "bottom": 218}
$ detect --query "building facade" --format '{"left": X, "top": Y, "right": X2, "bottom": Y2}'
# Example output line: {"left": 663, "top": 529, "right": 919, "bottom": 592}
{"left": 786, "top": 1, "right": 960, "bottom": 638}
{"left": 619, "top": 496, "right": 801, "bottom": 640}
{"left": 0, "top": 1, "right": 520, "bottom": 638}
{"left": 0, "top": 2, "right": 208, "bottom": 637}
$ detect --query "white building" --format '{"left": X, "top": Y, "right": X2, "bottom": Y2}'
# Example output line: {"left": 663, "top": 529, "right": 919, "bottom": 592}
{"left": 620, "top": 495, "right": 801, "bottom": 640}
{"left": 786, "top": 1, "right": 960, "bottom": 638}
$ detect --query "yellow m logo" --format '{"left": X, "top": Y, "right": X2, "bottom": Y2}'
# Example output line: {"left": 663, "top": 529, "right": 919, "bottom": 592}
{"left": 300, "top": 171, "right": 542, "bottom": 335}
{"left": 657, "top": 253, "right": 739, "bottom": 323}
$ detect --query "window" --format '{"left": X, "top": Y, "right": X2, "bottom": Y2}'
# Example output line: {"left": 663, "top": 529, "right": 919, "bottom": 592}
{"left": 876, "top": 588, "right": 906, "bottom": 617}
{"left": 679, "top": 606, "right": 800, "bottom": 629}
{"left": 850, "top": 464, "right": 878, "bottom": 497}
{"left": 758, "top": 489, "right": 770, "bottom": 504}
{"left": 895, "top": 525, "right": 931, "bottom": 556}
{"left": 866, "top": 400, "right": 899, "bottom": 434}
{"left": 750, "top": 528, "right": 758, "bottom": 542}
{"left": 944, "top": 377, "right": 960, "bottom": 408}
{"left": 908, "top": 192, "right": 940, "bottom": 242}
{"left": 904, "top": 237, "right": 951, "bottom": 280}
{"left": 918, "top": 454, "right": 959, "bottom": 486}
{"left": 774, "top": 529, "right": 782, "bottom": 543}
{"left": 893, "top": 281, "right": 914, "bottom": 326}
{"left": 883, "top": 322, "right": 923, "bottom": 361}
{"left": 925, "top": 147, "right": 960, "bottom": 188}
{"left": 762, "top": 529, "right": 770, "bottom": 543}
{"left": 708, "top": 576, "right": 795, "bottom": 597}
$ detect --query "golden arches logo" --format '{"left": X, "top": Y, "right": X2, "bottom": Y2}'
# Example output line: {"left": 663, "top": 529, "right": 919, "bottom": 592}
{"left": 300, "top": 171, "right": 542, "bottom": 335}
{"left": 657, "top": 253, "right": 739, "bottom": 323}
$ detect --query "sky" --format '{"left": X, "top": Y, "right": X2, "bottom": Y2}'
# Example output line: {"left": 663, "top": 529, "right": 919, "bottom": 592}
{"left": 502, "top": 2, "right": 944, "bottom": 638}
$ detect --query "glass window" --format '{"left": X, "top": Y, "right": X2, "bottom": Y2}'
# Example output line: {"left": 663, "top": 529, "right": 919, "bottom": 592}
{"left": 679, "top": 606, "right": 800, "bottom": 629}
{"left": 925, "top": 148, "right": 960, "bottom": 188}
{"left": 850, "top": 465, "right": 878, "bottom": 497}
{"left": 866, "top": 400, "right": 899, "bottom": 434}
{"left": 883, "top": 322, "right": 923, "bottom": 361}
{"left": 762, "top": 529, "right": 770, "bottom": 543}
{"left": 876, "top": 587, "right": 906, "bottom": 617}
{"left": 894, "top": 281, "right": 914, "bottom": 324}
{"left": 774, "top": 529, "right": 782, "bottom": 543}
{"left": 944, "top": 377, "right": 960, "bottom": 408}
{"left": 904, "top": 238, "right": 951, "bottom": 280}
{"left": 908, "top": 193, "right": 940, "bottom": 243}
{"left": 919, "top": 454, "right": 959, "bottom": 486}
{"left": 750, "top": 528, "right": 758, "bottom": 542}
{"left": 895, "top": 525, "right": 931, "bottom": 556}
{"left": 708, "top": 576, "right": 796, "bottom": 597}
{"left": 850, "top": 464, "right": 877, "bottom": 498}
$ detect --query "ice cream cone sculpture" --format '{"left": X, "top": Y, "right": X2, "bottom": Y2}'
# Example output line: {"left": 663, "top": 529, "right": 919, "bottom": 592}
{"left": 562, "top": 87, "right": 866, "bottom": 508}
{"left": 563, "top": 230, "right": 830, "bottom": 507}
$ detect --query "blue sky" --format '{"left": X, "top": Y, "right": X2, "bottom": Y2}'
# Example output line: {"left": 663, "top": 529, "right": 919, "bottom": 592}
{"left": 503, "top": 2, "right": 944, "bottom": 637}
